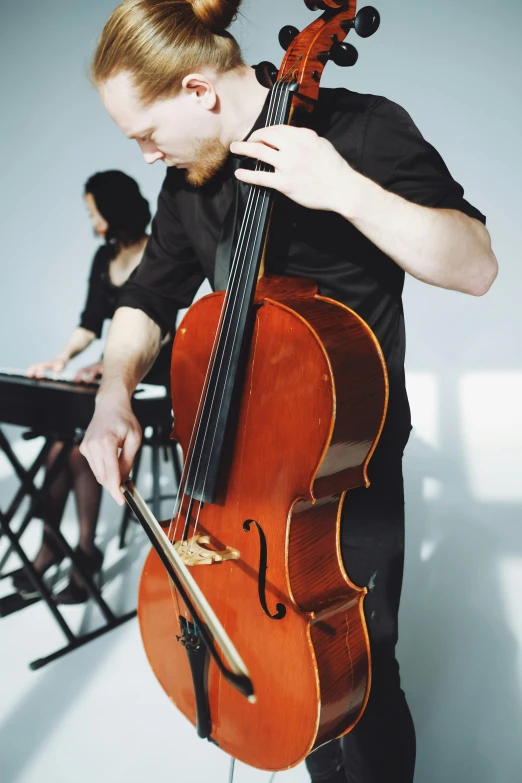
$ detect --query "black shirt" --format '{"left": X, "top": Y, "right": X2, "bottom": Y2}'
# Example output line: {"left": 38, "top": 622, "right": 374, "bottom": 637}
{"left": 80, "top": 244, "right": 125, "bottom": 337}
{"left": 118, "top": 88, "right": 486, "bottom": 446}
{"left": 79, "top": 243, "right": 175, "bottom": 387}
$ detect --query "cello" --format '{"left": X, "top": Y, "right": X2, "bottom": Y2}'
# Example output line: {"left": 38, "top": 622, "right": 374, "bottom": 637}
{"left": 122, "top": 0, "right": 386, "bottom": 772}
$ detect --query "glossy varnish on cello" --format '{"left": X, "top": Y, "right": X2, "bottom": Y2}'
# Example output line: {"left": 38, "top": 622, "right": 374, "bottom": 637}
{"left": 133, "top": 0, "right": 386, "bottom": 772}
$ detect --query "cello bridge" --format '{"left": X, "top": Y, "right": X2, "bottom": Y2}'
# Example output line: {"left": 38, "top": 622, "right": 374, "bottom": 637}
{"left": 174, "top": 534, "right": 240, "bottom": 567}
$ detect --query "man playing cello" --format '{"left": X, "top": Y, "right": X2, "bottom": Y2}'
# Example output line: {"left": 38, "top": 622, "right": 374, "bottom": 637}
{"left": 81, "top": 1, "right": 497, "bottom": 781}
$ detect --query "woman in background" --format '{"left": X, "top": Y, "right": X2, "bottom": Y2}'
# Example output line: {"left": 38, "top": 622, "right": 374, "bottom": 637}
{"left": 13, "top": 171, "right": 175, "bottom": 603}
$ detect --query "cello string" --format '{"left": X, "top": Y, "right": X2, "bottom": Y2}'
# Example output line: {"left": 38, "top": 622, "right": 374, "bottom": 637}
{"left": 166, "top": 73, "right": 296, "bottom": 547}
{"left": 187, "top": 80, "right": 287, "bottom": 526}
{"left": 165, "top": 80, "right": 282, "bottom": 548}
{"left": 188, "top": 85, "right": 287, "bottom": 547}
{"left": 190, "top": 80, "right": 291, "bottom": 543}
{"left": 189, "top": 80, "right": 290, "bottom": 544}
{"left": 163, "top": 82, "right": 284, "bottom": 614}
{"left": 166, "top": 80, "right": 284, "bottom": 559}
{"left": 166, "top": 81, "right": 282, "bottom": 549}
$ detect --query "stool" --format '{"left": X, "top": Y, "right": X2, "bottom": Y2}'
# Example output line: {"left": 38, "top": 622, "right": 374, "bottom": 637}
{"left": 119, "top": 425, "right": 183, "bottom": 548}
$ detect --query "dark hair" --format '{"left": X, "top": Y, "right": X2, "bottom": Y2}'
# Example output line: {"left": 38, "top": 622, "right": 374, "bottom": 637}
{"left": 84, "top": 170, "right": 151, "bottom": 250}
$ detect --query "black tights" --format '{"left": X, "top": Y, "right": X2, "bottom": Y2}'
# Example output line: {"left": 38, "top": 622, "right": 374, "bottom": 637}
{"left": 33, "top": 442, "right": 102, "bottom": 571}
{"left": 305, "top": 439, "right": 416, "bottom": 783}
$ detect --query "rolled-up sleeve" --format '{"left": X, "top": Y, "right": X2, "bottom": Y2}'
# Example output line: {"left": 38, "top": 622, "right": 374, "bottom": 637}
{"left": 118, "top": 170, "right": 205, "bottom": 336}
{"left": 361, "top": 98, "right": 486, "bottom": 225}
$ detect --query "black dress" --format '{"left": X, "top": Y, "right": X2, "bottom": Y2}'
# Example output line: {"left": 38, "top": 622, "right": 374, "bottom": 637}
{"left": 79, "top": 243, "right": 176, "bottom": 388}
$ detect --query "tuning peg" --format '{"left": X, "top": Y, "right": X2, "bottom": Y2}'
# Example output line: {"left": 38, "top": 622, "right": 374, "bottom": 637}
{"left": 279, "top": 25, "right": 300, "bottom": 51}
{"left": 304, "top": 0, "right": 329, "bottom": 10}
{"left": 254, "top": 61, "right": 279, "bottom": 88}
{"left": 330, "top": 41, "right": 359, "bottom": 67}
{"left": 355, "top": 6, "right": 380, "bottom": 38}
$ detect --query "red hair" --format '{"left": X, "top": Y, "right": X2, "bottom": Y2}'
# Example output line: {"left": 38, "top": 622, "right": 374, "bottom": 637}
{"left": 91, "top": 0, "right": 244, "bottom": 105}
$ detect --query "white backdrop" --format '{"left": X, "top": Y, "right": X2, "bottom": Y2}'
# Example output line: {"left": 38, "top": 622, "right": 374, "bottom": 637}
{"left": 0, "top": 1, "right": 521, "bottom": 781}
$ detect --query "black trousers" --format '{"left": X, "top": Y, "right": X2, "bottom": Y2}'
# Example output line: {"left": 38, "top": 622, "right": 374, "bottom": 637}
{"left": 305, "top": 430, "right": 416, "bottom": 783}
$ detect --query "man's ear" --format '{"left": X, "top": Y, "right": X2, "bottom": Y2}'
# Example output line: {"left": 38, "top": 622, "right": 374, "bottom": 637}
{"left": 181, "top": 73, "right": 217, "bottom": 111}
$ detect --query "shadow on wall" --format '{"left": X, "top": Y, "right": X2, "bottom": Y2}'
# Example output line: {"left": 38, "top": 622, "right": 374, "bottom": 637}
{"left": 400, "top": 381, "right": 522, "bottom": 783}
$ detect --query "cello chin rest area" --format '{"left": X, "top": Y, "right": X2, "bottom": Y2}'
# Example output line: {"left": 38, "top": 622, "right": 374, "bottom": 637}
{"left": 174, "top": 534, "right": 240, "bottom": 566}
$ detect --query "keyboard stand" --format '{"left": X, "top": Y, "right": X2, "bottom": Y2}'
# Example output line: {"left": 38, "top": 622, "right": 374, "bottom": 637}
{"left": 0, "top": 426, "right": 136, "bottom": 669}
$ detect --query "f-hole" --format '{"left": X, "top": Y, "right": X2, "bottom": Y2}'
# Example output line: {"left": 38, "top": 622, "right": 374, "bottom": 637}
{"left": 243, "top": 520, "right": 286, "bottom": 621}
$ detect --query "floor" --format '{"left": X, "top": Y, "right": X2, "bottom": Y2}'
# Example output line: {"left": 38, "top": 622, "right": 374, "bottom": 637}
{"left": 0, "top": 428, "right": 309, "bottom": 783}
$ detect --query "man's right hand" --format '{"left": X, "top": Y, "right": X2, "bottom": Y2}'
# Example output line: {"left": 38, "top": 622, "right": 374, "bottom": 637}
{"left": 80, "top": 394, "right": 142, "bottom": 505}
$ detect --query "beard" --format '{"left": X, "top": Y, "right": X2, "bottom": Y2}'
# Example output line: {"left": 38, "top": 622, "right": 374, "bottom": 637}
{"left": 184, "top": 137, "right": 230, "bottom": 188}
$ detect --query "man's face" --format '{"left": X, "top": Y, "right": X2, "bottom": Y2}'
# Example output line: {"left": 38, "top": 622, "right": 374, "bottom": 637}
{"left": 99, "top": 72, "right": 229, "bottom": 187}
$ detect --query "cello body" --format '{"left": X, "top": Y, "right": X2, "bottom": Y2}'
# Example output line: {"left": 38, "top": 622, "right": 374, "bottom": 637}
{"left": 138, "top": 276, "right": 388, "bottom": 770}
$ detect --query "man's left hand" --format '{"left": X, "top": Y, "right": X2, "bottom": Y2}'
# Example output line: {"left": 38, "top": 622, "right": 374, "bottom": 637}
{"left": 230, "top": 125, "right": 363, "bottom": 214}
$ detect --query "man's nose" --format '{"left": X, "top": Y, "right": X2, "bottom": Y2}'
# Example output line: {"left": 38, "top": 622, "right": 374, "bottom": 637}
{"left": 143, "top": 149, "right": 164, "bottom": 165}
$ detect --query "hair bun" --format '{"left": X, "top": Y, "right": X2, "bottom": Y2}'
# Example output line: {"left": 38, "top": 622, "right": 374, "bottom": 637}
{"left": 190, "top": 0, "right": 242, "bottom": 32}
